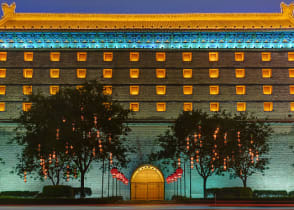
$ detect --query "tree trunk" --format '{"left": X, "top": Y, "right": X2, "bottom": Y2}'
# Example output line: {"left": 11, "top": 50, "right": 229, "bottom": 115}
{"left": 203, "top": 177, "right": 207, "bottom": 199}
{"left": 80, "top": 172, "right": 85, "bottom": 198}
{"left": 242, "top": 176, "right": 247, "bottom": 188}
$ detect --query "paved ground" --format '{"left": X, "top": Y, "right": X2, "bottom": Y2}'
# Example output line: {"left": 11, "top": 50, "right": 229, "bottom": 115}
{"left": 1, "top": 205, "right": 294, "bottom": 210}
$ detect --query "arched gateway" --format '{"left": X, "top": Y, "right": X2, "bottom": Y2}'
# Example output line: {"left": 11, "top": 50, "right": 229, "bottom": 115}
{"left": 131, "top": 165, "right": 164, "bottom": 200}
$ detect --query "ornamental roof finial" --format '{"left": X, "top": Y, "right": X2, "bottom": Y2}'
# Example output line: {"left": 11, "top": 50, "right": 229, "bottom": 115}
{"left": 1, "top": 2, "right": 16, "bottom": 17}
{"left": 281, "top": 2, "right": 294, "bottom": 17}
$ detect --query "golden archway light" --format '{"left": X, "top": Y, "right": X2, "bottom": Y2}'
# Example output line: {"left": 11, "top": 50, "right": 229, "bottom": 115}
{"left": 131, "top": 164, "right": 164, "bottom": 200}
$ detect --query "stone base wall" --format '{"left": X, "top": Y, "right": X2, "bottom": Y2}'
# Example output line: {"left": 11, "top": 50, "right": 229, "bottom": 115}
{"left": 0, "top": 122, "right": 294, "bottom": 199}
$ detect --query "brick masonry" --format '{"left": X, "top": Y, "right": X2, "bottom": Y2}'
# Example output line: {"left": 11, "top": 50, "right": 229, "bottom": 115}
{"left": 0, "top": 50, "right": 294, "bottom": 199}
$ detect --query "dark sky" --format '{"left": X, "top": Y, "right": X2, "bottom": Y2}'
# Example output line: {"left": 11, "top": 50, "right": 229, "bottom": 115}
{"left": 0, "top": 0, "right": 293, "bottom": 16}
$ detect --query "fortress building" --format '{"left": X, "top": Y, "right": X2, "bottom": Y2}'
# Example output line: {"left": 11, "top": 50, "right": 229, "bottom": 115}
{"left": 1, "top": 2, "right": 294, "bottom": 200}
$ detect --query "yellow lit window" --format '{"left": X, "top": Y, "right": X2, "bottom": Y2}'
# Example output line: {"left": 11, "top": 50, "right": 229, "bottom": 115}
{"left": 289, "top": 69, "right": 294, "bottom": 78}
{"left": 23, "top": 69, "right": 33, "bottom": 78}
{"left": 0, "top": 52, "right": 7, "bottom": 61}
{"left": 23, "top": 85, "right": 32, "bottom": 95}
{"left": 103, "top": 86, "right": 112, "bottom": 95}
{"left": 130, "top": 69, "right": 139, "bottom": 79}
{"left": 76, "top": 85, "right": 84, "bottom": 90}
{"left": 130, "top": 52, "right": 139, "bottom": 61}
{"left": 24, "top": 52, "right": 33, "bottom": 62}
{"left": 130, "top": 103, "right": 139, "bottom": 112}
{"left": 183, "top": 69, "right": 192, "bottom": 78}
{"left": 23, "top": 103, "right": 32, "bottom": 112}
{"left": 0, "top": 102, "right": 5, "bottom": 112}
{"left": 50, "top": 69, "right": 60, "bottom": 78}
{"left": 236, "top": 86, "right": 246, "bottom": 95}
{"left": 183, "top": 103, "right": 193, "bottom": 111}
{"left": 235, "top": 69, "right": 245, "bottom": 78}
{"left": 0, "top": 69, "right": 6, "bottom": 78}
{"left": 50, "top": 86, "right": 59, "bottom": 95}
{"left": 130, "top": 86, "right": 139, "bottom": 95}
{"left": 103, "top": 52, "right": 113, "bottom": 62}
{"left": 263, "top": 85, "right": 272, "bottom": 95}
{"left": 261, "top": 52, "right": 271, "bottom": 61}
{"left": 209, "top": 86, "right": 219, "bottom": 95}
{"left": 290, "top": 102, "right": 294, "bottom": 111}
{"left": 209, "top": 52, "right": 218, "bottom": 62}
{"left": 156, "top": 69, "right": 166, "bottom": 79}
{"left": 103, "top": 69, "right": 112, "bottom": 79}
{"left": 209, "top": 69, "right": 219, "bottom": 79}
{"left": 156, "top": 102, "right": 166, "bottom": 112}
{"left": 156, "top": 52, "right": 166, "bottom": 62}
{"left": 262, "top": 69, "right": 272, "bottom": 78}
{"left": 77, "top": 69, "right": 86, "bottom": 79}
{"left": 264, "top": 102, "right": 273, "bottom": 112}
{"left": 237, "top": 102, "right": 246, "bottom": 112}
{"left": 235, "top": 52, "right": 244, "bottom": 61}
{"left": 290, "top": 85, "right": 294, "bottom": 94}
{"left": 77, "top": 52, "right": 87, "bottom": 62}
{"left": 183, "top": 86, "right": 193, "bottom": 95}
{"left": 182, "top": 52, "right": 192, "bottom": 62}
{"left": 0, "top": 86, "right": 6, "bottom": 95}
{"left": 210, "top": 102, "right": 219, "bottom": 112}
{"left": 288, "top": 52, "right": 294, "bottom": 61}
{"left": 50, "top": 52, "right": 60, "bottom": 62}
{"left": 156, "top": 86, "right": 166, "bottom": 95}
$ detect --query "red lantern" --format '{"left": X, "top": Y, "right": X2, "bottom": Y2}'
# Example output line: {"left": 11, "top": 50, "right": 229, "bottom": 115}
{"left": 110, "top": 167, "right": 118, "bottom": 178}
{"left": 176, "top": 167, "right": 183, "bottom": 178}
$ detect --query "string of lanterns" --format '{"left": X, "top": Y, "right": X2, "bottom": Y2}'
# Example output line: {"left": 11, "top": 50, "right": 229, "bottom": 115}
{"left": 110, "top": 167, "right": 129, "bottom": 185}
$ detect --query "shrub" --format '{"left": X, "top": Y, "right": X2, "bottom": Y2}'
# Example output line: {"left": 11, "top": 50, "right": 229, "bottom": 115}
{"left": 42, "top": 185, "right": 74, "bottom": 198}
{"left": 215, "top": 187, "right": 253, "bottom": 199}
{"left": 206, "top": 188, "right": 220, "bottom": 198}
{"left": 171, "top": 195, "right": 189, "bottom": 200}
{"left": 288, "top": 191, "right": 294, "bottom": 197}
{"left": 72, "top": 187, "right": 92, "bottom": 197}
{"left": 253, "top": 190, "right": 288, "bottom": 198}
{"left": 0, "top": 191, "right": 39, "bottom": 197}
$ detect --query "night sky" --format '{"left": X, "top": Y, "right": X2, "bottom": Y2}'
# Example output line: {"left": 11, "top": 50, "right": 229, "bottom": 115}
{"left": 0, "top": 0, "right": 293, "bottom": 16}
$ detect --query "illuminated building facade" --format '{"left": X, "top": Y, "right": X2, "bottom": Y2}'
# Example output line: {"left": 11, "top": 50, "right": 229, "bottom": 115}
{"left": 0, "top": 2, "right": 294, "bottom": 199}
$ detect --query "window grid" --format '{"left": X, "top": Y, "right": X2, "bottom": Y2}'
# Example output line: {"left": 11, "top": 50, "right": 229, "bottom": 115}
{"left": 156, "top": 103, "right": 166, "bottom": 112}
{"left": 156, "top": 52, "right": 166, "bottom": 62}
{"left": 156, "top": 86, "right": 166, "bottom": 95}
{"left": 209, "top": 52, "right": 218, "bottom": 62}
{"left": 50, "top": 52, "right": 60, "bottom": 62}
{"left": 182, "top": 52, "right": 192, "bottom": 62}
{"left": 0, "top": 86, "right": 6, "bottom": 95}
{"left": 77, "top": 52, "right": 87, "bottom": 61}
{"left": 50, "top": 69, "right": 60, "bottom": 78}
{"left": 209, "top": 69, "right": 219, "bottom": 78}
{"left": 130, "top": 52, "right": 139, "bottom": 61}
{"left": 103, "top": 52, "right": 113, "bottom": 61}
{"left": 23, "top": 69, "right": 33, "bottom": 78}
{"left": 0, "top": 52, "right": 7, "bottom": 62}
{"left": 0, "top": 69, "right": 6, "bottom": 78}
{"left": 130, "top": 69, "right": 139, "bottom": 79}
{"left": 130, "top": 103, "right": 139, "bottom": 112}
{"left": 262, "top": 69, "right": 272, "bottom": 78}
{"left": 130, "top": 86, "right": 139, "bottom": 95}
{"left": 24, "top": 52, "right": 33, "bottom": 62}
{"left": 235, "top": 52, "right": 244, "bottom": 61}
{"left": 183, "top": 103, "right": 193, "bottom": 111}
{"left": 183, "top": 69, "right": 192, "bottom": 78}
{"left": 77, "top": 69, "right": 86, "bottom": 79}
{"left": 156, "top": 69, "right": 166, "bottom": 79}
{"left": 50, "top": 86, "right": 59, "bottom": 95}
{"left": 0, "top": 102, "right": 5, "bottom": 111}
{"left": 103, "top": 69, "right": 112, "bottom": 79}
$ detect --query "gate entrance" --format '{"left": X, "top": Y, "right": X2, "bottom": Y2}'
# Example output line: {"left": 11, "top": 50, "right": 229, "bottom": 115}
{"left": 131, "top": 165, "right": 164, "bottom": 200}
